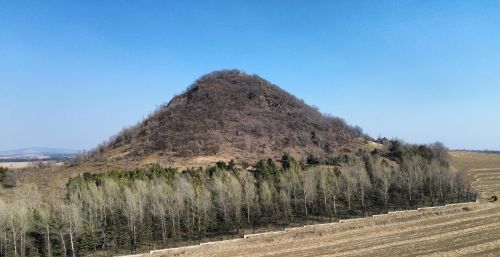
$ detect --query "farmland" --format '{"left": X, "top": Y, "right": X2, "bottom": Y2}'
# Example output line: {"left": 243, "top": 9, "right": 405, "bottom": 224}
{"left": 140, "top": 151, "right": 500, "bottom": 257}
{"left": 0, "top": 161, "right": 64, "bottom": 169}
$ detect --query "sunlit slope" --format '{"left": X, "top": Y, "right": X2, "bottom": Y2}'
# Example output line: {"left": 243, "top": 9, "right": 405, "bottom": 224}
{"left": 450, "top": 151, "right": 500, "bottom": 171}
{"left": 450, "top": 151, "right": 500, "bottom": 201}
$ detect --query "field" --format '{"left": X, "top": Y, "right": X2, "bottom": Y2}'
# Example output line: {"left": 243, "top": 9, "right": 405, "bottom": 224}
{"left": 449, "top": 151, "right": 500, "bottom": 171}
{"left": 0, "top": 162, "right": 33, "bottom": 169}
{"left": 0, "top": 161, "right": 64, "bottom": 169}
{"left": 136, "top": 151, "right": 500, "bottom": 257}
{"left": 0, "top": 163, "right": 95, "bottom": 201}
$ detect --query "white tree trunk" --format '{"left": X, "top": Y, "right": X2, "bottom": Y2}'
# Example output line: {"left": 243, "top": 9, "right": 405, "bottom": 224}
{"left": 59, "top": 232, "right": 67, "bottom": 257}
{"left": 45, "top": 224, "right": 51, "bottom": 257}
{"left": 69, "top": 227, "right": 76, "bottom": 257}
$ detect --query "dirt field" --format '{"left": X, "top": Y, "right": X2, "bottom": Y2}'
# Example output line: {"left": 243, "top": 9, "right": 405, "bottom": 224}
{"left": 449, "top": 151, "right": 500, "bottom": 171}
{"left": 450, "top": 151, "right": 500, "bottom": 201}
{"left": 0, "top": 162, "right": 34, "bottom": 169}
{"left": 0, "top": 161, "right": 64, "bottom": 169}
{"left": 133, "top": 151, "right": 500, "bottom": 257}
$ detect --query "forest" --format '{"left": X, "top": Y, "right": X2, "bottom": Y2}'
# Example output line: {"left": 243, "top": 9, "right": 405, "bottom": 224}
{"left": 0, "top": 142, "right": 474, "bottom": 257}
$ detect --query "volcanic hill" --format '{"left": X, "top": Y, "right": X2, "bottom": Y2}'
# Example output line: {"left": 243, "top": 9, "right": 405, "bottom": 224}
{"left": 87, "top": 70, "right": 367, "bottom": 167}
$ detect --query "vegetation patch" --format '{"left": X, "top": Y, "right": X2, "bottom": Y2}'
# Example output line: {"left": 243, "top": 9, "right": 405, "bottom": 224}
{"left": 0, "top": 143, "right": 475, "bottom": 256}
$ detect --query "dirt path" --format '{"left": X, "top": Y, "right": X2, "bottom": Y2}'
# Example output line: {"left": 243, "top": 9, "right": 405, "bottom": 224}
{"left": 135, "top": 153, "right": 500, "bottom": 257}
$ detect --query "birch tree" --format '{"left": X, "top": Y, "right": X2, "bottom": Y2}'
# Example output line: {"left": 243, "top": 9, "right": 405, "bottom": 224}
{"left": 122, "top": 184, "right": 145, "bottom": 252}
{"left": 259, "top": 180, "right": 273, "bottom": 219}
{"left": 241, "top": 172, "right": 257, "bottom": 227}
{"left": 344, "top": 167, "right": 358, "bottom": 211}
{"left": 301, "top": 170, "right": 316, "bottom": 219}
{"left": 317, "top": 168, "right": 332, "bottom": 217}
{"left": 375, "top": 163, "right": 393, "bottom": 210}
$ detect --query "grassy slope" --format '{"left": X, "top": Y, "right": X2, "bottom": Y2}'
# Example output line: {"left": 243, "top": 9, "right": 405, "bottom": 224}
{"left": 449, "top": 151, "right": 500, "bottom": 171}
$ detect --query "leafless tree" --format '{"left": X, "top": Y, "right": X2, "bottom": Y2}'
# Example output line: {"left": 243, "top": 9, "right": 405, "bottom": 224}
{"left": 301, "top": 169, "right": 317, "bottom": 219}
{"left": 401, "top": 153, "right": 421, "bottom": 205}
{"left": 213, "top": 175, "right": 230, "bottom": 228}
{"left": 194, "top": 181, "right": 213, "bottom": 238}
{"left": 283, "top": 168, "right": 300, "bottom": 214}
{"left": 151, "top": 180, "right": 170, "bottom": 247}
{"left": 38, "top": 206, "right": 53, "bottom": 257}
{"left": 122, "top": 182, "right": 146, "bottom": 252}
{"left": 227, "top": 175, "right": 243, "bottom": 232}
{"left": 375, "top": 163, "right": 393, "bottom": 210}
{"left": 58, "top": 195, "right": 81, "bottom": 257}
{"left": 351, "top": 162, "right": 371, "bottom": 213}
{"left": 344, "top": 167, "right": 358, "bottom": 211}
{"left": 316, "top": 168, "right": 332, "bottom": 217}
{"left": 241, "top": 172, "right": 257, "bottom": 226}
{"left": 259, "top": 180, "right": 274, "bottom": 218}
{"left": 454, "top": 169, "right": 472, "bottom": 201}
{"left": 0, "top": 199, "right": 7, "bottom": 256}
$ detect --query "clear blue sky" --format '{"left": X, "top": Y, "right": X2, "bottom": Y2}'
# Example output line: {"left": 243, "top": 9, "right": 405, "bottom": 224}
{"left": 1, "top": 0, "right": 499, "bottom": 151}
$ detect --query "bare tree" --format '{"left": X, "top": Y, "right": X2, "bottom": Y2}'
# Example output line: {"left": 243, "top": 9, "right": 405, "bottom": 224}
{"left": 194, "top": 180, "right": 213, "bottom": 239}
{"left": 259, "top": 180, "right": 274, "bottom": 219}
{"left": 283, "top": 168, "right": 300, "bottom": 215}
{"left": 213, "top": 175, "right": 230, "bottom": 229}
{"left": 279, "top": 187, "right": 291, "bottom": 225}
{"left": 177, "top": 176, "right": 197, "bottom": 242}
{"left": 38, "top": 206, "right": 53, "bottom": 257}
{"left": 58, "top": 195, "right": 81, "bottom": 257}
{"left": 166, "top": 180, "right": 184, "bottom": 245}
{"left": 241, "top": 172, "right": 257, "bottom": 227}
{"left": 7, "top": 199, "right": 30, "bottom": 256}
{"left": 301, "top": 170, "right": 317, "bottom": 220}
{"left": 0, "top": 199, "right": 7, "bottom": 256}
{"left": 430, "top": 142, "right": 450, "bottom": 165}
{"left": 353, "top": 162, "right": 371, "bottom": 213}
{"left": 101, "top": 178, "right": 120, "bottom": 252}
{"left": 401, "top": 153, "right": 422, "bottom": 206}
{"left": 227, "top": 175, "right": 243, "bottom": 233}
{"left": 454, "top": 169, "right": 472, "bottom": 201}
{"left": 344, "top": 167, "right": 358, "bottom": 211}
{"left": 122, "top": 182, "right": 146, "bottom": 252}
{"left": 375, "top": 163, "right": 393, "bottom": 210}
{"left": 316, "top": 168, "right": 332, "bottom": 217}
{"left": 151, "top": 181, "right": 170, "bottom": 247}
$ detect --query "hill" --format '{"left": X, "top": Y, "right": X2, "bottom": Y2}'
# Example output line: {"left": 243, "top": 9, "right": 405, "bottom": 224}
{"left": 86, "top": 70, "right": 368, "bottom": 167}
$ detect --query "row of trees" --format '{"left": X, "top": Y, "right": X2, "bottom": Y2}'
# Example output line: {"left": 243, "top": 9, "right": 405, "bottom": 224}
{"left": 0, "top": 149, "right": 473, "bottom": 257}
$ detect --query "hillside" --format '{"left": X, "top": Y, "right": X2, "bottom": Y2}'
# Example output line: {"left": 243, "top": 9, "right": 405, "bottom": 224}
{"left": 87, "top": 70, "right": 367, "bottom": 167}
{"left": 450, "top": 151, "right": 500, "bottom": 171}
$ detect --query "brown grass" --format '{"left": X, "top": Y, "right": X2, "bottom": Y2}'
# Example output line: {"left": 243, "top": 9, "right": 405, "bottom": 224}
{"left": 449, "top": 151, "right": 500, "bottom": 171}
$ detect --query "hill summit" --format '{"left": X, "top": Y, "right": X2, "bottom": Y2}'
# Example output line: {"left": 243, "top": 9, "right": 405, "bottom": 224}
{"left": 88, "top": 70, "right": 367, "bottom": 166}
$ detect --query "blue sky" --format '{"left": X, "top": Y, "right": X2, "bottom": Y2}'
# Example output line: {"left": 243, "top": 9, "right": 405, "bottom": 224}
{"left": 1, "top": 0, "right": 499, "bottom": 151}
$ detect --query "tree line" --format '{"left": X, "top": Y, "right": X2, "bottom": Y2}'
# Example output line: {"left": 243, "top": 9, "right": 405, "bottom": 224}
{"left": 0, "top": 144, "right": 473, "bottom": 257}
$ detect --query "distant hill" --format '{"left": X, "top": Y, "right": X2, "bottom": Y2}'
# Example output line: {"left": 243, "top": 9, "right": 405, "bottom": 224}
{"left": 86, "top": 70, "right": 369, "bottom": 167}
{"left": 0, "top": 147, "right": 79, "bottom": 161}
{"left": 452, "top": 150, "right": 500, "bottom": 155}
